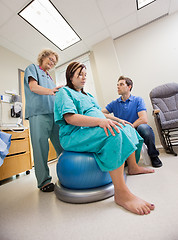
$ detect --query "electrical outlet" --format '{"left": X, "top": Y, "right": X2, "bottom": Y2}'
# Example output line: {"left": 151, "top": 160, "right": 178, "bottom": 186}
{"left": 0, "top": 95, "right": 11, "bottom": 103}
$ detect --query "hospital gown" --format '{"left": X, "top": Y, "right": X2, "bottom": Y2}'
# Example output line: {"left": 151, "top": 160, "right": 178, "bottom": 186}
{"left": 54, "top": 87, "right": 143, "bottom": 172}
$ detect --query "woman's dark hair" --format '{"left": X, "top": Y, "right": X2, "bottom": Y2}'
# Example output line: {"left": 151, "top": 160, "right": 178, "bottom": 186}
{"left": 118, "top": 76, "right": 133, "bottom": 91}
{"left": 66, "top": 62, "right": 87, "bottom": 95}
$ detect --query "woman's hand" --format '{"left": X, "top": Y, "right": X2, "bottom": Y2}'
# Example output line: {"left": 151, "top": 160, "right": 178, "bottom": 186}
{"left": 103, "top": 111, "right": 133, "bottom": 128}
{"left": 64, "top": 114, "right": 123, "bottom": 137}
{"left": 98, "top": 119, "right": 123, "bottom": 136}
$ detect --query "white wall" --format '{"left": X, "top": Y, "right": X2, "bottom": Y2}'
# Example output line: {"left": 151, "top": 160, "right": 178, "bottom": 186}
{"left": 91, "top": 38, "right": 122, "bottom": 107}
{"left": 91, "top": 12, "right": 178, "bottom": 146}
{"left": 114, "top": 11, "right": 178, "bottom": 104}
{"left": 0, "top": 46, "right": 31, "bottom": 95}
{"left": 113, "top": 12, "right": 178, "bottom": 145}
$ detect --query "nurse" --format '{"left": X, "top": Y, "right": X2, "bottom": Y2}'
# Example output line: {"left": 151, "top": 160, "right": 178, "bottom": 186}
{"left": 54, "top": 62, "right": 155, "bottom": 215}
{"left": 24, "top": 49, "right": 63, "bottom": 192}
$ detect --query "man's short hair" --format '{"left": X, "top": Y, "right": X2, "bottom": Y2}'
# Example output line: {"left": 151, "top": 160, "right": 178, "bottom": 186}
{"left": 118, "top": 76, "right": 133, "bottom": 91}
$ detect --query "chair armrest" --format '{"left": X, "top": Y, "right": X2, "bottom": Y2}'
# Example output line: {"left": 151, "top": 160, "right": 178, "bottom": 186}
{"left": 152, "top": 109, "right": 162, "bottom": 129}
{"left": 152, "top": 109, "right": 160, "bottom": 116}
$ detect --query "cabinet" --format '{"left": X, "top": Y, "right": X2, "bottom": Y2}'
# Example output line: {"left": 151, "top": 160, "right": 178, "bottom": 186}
{"left": 48, "top": 140, "right": 57, "bottom": 161}
{"left": 0, "top": 129, "right": 32, "bottom": 181}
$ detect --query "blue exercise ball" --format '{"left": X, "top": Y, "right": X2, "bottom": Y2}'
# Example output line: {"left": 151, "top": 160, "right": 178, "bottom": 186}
{"left": 56, "top": 151, "right": 112, "bottom": 190}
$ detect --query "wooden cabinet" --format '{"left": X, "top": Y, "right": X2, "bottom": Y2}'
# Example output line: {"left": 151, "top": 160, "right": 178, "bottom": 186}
{"left": 48, "top": 140, "right": 57, "bottom": 161}
{"left": 0, "top": 129, "right": 32, "bottom": 181}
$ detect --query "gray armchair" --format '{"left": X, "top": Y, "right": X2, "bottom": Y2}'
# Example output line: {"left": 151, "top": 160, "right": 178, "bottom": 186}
{"left": 150, "top": 83, "right": 178, "bottom": 156}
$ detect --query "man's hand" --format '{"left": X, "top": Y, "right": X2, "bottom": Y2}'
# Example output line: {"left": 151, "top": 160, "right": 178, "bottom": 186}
{"left": 118, "top": 119, "right": 133, "bottom": 127}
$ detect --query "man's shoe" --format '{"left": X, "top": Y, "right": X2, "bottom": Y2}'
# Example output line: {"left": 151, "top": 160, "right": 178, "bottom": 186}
{"left": 150, "top": 156, "right": 162, "bottom": 168}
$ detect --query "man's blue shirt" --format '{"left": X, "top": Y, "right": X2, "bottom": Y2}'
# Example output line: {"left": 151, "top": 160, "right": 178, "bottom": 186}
{"left": 105, "top": 95, "right": 147, "bottom": 124}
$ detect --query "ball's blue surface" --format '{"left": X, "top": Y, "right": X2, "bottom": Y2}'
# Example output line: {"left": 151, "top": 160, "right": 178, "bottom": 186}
{"left": 56, "top": 151, "right": 112, "bottom": 189}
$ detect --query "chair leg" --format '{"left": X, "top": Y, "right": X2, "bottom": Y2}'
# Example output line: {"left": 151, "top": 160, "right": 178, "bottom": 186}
{"left": 165, "top": 149, "right": 177, "bottom": 156}
{"left": 162, "top": 130, "right": 177, "bottom": 156}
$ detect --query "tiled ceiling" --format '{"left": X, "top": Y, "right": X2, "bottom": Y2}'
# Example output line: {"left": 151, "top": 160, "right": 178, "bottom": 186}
{"left": 0, "top": 0, "right": 178, "bottom": 67}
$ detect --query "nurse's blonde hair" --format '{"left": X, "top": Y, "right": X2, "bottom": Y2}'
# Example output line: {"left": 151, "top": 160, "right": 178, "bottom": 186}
{"left": 37, "top": 49, "right": 59, "bottom": 66}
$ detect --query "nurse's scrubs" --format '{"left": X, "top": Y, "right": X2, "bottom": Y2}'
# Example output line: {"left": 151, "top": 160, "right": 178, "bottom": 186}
{"left": 24, "top": 64, "right": 63, "bottom": 188}
{"left": 54, "top": 87, "right": 143, "bottom": 172}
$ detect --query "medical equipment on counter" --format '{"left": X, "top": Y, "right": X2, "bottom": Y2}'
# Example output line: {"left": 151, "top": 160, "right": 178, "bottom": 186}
{"left": 0, "top": 93, "right": 25, "bottom": 131}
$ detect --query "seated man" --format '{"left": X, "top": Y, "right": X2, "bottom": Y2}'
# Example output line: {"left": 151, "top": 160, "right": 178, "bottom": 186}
{"left": 102, "top": 76, "right": 162, "bottom": 168}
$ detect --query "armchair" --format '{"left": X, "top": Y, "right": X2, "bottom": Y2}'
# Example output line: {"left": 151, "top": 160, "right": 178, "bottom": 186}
{"left": 149, "top": 83, "right": 178, "bottom": 156}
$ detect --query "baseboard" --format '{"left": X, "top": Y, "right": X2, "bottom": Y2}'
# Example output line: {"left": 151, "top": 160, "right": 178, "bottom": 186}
{"left": 156, "top": 145, "right": 178, "bottom": 154}
{"left": 156, "top": 145, "right": 166, "bottom": 153}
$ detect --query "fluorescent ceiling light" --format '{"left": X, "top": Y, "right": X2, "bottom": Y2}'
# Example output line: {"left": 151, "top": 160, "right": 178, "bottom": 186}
{"left": 136, "top": 0, "right": 156, "bottom": 10}
{"left": 18, "top": 0, "right": 81, "bottom": 50}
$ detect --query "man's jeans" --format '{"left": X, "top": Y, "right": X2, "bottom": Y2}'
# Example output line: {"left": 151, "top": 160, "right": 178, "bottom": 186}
{"left": 136, "top": 124, "right": 159, "bottom": 157}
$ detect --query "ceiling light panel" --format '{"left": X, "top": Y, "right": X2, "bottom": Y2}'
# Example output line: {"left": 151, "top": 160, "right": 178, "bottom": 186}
{"left": 18, "top": 0, "right": 81, "bottom": 50}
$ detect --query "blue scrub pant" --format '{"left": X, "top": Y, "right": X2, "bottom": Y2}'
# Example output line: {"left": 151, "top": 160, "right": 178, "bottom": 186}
{"left": 136, "top": 124, "right": 159, "bottom": 157}
{"left": 29, "top": 114, "right": 63, "bottom": 188}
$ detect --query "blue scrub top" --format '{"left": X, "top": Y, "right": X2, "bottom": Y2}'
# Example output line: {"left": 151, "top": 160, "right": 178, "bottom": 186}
{"left": 106, "top": 95, "right": 147, "bottom": 124}
{"left": 24, "top": 64, "right": 56, "bottom": 119}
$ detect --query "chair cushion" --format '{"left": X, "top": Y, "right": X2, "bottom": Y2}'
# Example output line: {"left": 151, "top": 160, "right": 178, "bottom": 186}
{"left": 161, "top": 119, "right": 178, "bottom": 130}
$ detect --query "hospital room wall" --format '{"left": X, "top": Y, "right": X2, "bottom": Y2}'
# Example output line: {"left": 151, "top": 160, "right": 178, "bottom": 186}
{"left": 0, "top": 46, "right": 31, "bottom": 95}
{"left": 90, "top": 11, "right": 178, "bottom": 146}
{"left": 0, "top": 46, "right": 56, "bottom": 97}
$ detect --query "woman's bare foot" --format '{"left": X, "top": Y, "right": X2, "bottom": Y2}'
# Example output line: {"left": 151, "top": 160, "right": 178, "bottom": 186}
{"left": 115, "top": 189, "right": 155, "bottom": 215}
{"left": 128, "top": 165, "right": 155, "bottom": 175}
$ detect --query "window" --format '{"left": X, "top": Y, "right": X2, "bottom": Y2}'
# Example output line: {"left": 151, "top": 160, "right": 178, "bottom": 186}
{"left": 55, "top": 53, "right": 97, "bottom": 99}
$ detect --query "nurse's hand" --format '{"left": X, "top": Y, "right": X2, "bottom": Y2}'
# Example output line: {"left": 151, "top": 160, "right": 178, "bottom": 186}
{"left": 98, "top": 119, "right": 122, "bottom": 137}
{"left": 29, "top": 78, "right": 63, "bottom": 96}
{"left": 52, "top": 85, "right": 64, "bottom": 95}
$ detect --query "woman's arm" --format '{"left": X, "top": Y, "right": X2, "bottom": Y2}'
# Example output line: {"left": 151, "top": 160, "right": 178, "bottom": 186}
{"left": 64, "top": 113, "right": 122, "bottom": 136}
{"left": 28, "top": 77, "right": 62, "bottom": 95}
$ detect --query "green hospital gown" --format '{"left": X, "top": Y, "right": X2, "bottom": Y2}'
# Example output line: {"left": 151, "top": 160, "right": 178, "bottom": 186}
{"left": 54, "top": 87, "right": 143, "bottom": 172}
